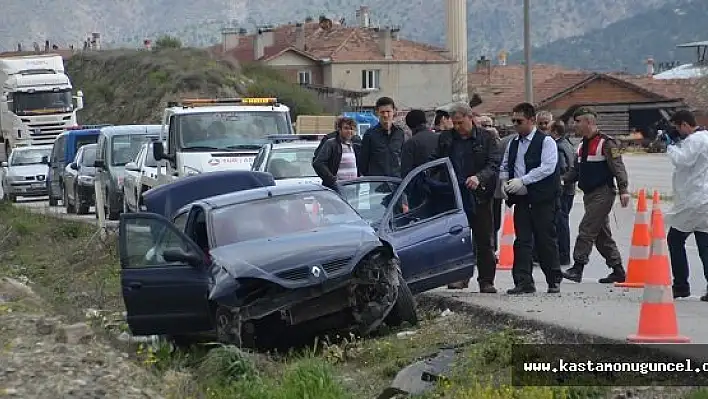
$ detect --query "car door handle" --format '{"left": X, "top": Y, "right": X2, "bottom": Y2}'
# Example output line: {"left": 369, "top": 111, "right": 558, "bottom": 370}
{"left": 127, "top": 282, "right": 142, "bottom": 289}
{"left": 448, "top": 225, "right": 464, "bottom": 235}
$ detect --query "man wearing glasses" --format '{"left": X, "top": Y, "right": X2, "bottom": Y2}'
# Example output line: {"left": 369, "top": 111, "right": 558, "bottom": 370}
{"left": 561, "top": 107, "right": 630, "bottom": 284}
{"left": 499, "top": 102, "right": 562, "bottom": 294}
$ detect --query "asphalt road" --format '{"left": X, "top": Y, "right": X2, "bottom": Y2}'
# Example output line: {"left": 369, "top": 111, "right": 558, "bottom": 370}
{"left": 622, "top": 153, "right": 673, "bottom": 196}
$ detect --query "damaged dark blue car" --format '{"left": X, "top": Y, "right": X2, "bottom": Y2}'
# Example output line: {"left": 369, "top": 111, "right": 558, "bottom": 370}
{"left": 118, "top": 159, "right": 475, "bottom": 347}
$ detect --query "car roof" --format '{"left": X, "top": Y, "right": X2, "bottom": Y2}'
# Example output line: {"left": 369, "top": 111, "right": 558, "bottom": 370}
{"left": 199, "top": 183, "right": 327, "bottom": 211}
{"left": 99, "top": 125, "right": 162, "bottom": 136}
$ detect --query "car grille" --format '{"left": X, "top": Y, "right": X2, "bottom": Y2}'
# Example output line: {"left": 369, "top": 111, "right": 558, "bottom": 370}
{"left": 276, "top": 257, "right": 352, "bottom": 281}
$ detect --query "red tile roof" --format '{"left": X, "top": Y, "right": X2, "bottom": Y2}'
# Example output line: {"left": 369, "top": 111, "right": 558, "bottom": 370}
{"left": 212, "top": 22, "right": 453, "bottom": 63}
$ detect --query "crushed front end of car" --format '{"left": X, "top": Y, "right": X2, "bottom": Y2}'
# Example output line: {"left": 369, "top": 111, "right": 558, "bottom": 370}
{"left": 207, "top": 239, "right": 403, "bottom": 347}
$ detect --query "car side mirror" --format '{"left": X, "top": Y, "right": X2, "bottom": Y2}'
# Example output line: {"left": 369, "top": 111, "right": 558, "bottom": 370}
{"left": 125, "top": 162, "right": 139, "bottom": 171}
{"left": 41, "top": 155, "right": 49, "bottom": 165}
{"left": 163, "top": 248, "right": 202, "bottom": 267}
{"left": 153, "top": 142, "right": 173, "bottom": 162}
{"left": 94, "top": 159, "right": 105, "bottom": 168}
{"left": 69, "top": 162, "right": 79, "bottom": 170}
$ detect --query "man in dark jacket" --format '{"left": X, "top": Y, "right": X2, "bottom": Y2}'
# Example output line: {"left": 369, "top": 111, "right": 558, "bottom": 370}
{"left": 359, "top": 97, "right": 406, "bottom": 177}
{"left": 313, "top": 117, "right": 362, "bottom": 161}
{"left": 401, "top": 109, "right": 438, "bottom": 178}
{"left": 432, "top": 102, "right": 502, "bottom": 293}
{"left": 550, "top": 120, "right": 576, "bottom": 267}
{"left": 312, "top": 117, "right": 361, "bottom": 191}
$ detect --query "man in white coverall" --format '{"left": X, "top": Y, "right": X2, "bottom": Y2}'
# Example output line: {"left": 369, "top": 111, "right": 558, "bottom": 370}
{"left": 662, "top": 110, "right": 708, "bottom": 300}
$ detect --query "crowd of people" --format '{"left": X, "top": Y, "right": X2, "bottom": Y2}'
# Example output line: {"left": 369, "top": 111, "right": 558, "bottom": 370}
{"left": 311, "top": 96, "right": 708, "bottom": 298}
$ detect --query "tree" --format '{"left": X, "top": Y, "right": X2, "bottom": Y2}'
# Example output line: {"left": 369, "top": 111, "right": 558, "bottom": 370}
{"left": 153, "top": 35, "right": 182, "bottom": 51}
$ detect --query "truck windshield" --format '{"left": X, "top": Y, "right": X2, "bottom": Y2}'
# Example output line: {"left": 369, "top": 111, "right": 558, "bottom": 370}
{"left": 12, "top": 89, "right": 72, "bottom": 115}
{"left": 178, "top": 111, "right": 291, "bottom": 150}
{"left": 10, "top": 147, "right": 51, "bottom": 166}
{"left": 111, "top": 135, "right": 150, "bottom": 166}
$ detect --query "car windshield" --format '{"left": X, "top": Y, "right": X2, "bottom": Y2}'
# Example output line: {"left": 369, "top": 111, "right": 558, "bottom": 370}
{"left": 267, "top": 147, "right": 317, "bottom": 179}
{"left": 10, "top": 147, "right": 51, "bottom": 166}
{"left": 177, "top": 111, "right": 291, "bottom": 150}
{"left": 211, "top": 190, "right": 364, "bottom": 247}
{"left": 12, "top": 89, "right": 72, "bottom": 115}
{"left": 80, "top": 146, "right": 97, "bottom": 166}
{"left": 111, "top": 134, "right": 150, "bottom": 166}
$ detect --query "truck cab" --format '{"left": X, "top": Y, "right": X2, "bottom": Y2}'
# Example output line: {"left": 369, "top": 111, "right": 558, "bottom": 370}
{"left": 0, "top": 54, "right": 84, "bottom": 160}
{"left": 151, "top": 97, "right": 293, "bottom": 188}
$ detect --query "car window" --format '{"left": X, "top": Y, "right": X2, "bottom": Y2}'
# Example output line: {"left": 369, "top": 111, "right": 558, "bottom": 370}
{"left": 111, "top": 134, "right": 149, "bottom": 166}
{"left": 81, "top": 146, "right": 97, "bottom": 166}
{"left": 266, "top": 147, "right": 317, "bottom": 179}
{"left": 173, "top": 211, "right": 189, "bottom": 232}
{"left": 10, "top": 147, "right": 52, "bottom": 166}
{"left": 210, "top": 190, "right": 365, "bottom": 247}
{"left": 122, "top": 216, "right": 194, "bottom": 268}
{"left": 390, "top": 162, "right": 458, "bottom": 230}
{"left": 144, "top": 144, "right": 158, "bottom": 168}
{"left": 339, "top": 181, "right": 401, "bottom": 228}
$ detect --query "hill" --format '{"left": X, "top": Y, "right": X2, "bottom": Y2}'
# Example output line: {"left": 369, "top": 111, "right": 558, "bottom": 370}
{"left": 2, "top": 0, "right": 671, "bottom": 70}
{"left": 66, "top": 46, "right": 324, "bottom": 125}
{"left": 508, "top": 0, "right": 708, "bottom": 73}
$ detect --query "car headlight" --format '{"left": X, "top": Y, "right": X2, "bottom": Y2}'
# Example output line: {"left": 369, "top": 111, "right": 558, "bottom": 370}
{"left": 184, "top": 166, "right": 201, "bottom": 176}
{"left": 78, "top": 175, "right": 94, "bottom": 185}
{"left": 7, "top": 175, "right": 24, "bottom": 182}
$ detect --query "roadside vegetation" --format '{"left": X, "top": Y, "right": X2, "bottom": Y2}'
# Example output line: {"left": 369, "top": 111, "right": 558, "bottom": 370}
{"left": 0, "top": 202, "right": 704, "bottom": 398}
{"left": 65, "top": 45, "right": 325, "bottom": 125}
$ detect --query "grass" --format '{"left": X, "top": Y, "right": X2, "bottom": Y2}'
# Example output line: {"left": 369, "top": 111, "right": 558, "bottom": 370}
{"left": 1, "top": 202, "right": 704, "bottom": 398}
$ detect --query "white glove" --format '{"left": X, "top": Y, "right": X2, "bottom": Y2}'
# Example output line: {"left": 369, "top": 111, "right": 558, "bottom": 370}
{"left": 504, "top": 178, "right": 526, "bottom": 195}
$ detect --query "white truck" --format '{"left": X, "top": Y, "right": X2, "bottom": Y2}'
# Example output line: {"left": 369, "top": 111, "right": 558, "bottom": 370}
{"left": 0, "top": 54, "right": 84, "bottom": 161}
{"left": 151, "top": 97, "right": 294, "bottom": 188}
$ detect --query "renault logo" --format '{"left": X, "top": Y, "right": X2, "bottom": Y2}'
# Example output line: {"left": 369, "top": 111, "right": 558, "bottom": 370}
{"left": 310, "top": 265, "right": 322, "bottom": 278}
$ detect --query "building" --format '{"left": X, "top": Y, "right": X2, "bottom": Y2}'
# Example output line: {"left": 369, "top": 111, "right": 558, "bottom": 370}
{"left": 210, "top": 11, "right": 455, "bottom": 112}
{"left": 468, "top": 58, "right": 708, "bottom": 135}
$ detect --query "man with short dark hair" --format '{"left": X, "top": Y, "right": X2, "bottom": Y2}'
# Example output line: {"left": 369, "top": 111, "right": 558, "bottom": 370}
{"left": 561, "top": 106, "right": 631, "bottom": 284}
{"left": 313, "top": 116, "right": 362, "bottom": 161}
{"left": 500, "top": 102, "right": 562, "bottom": 294}
{"left": 312, "top": 117, "right": 361, "bottom": 191}
{"left": 662, "top": 110, "right": 708, "bottom": 300}
{"left": 550, "top": 120, "right": 576, "bottom": 267}
{"left": 434, "top": 110, "right": 453, "bottom": 132}
{"left": 434, "top": 102, "right": 502, "bottom": 293}
{"left": 359, "top": 97, "right": 406, "bottom": 177}
{"left": 401, "top": 109, "right": 438, "bottom": 178}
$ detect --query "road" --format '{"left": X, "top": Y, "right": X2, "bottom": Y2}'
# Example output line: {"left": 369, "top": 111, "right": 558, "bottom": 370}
{"left": 622, "top": 153, "right": 673, "bottom": 196}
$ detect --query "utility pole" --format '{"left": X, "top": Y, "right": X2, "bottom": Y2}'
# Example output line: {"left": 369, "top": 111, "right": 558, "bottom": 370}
{"left": 523, "top": 0, "right": 533, "bottom": 103}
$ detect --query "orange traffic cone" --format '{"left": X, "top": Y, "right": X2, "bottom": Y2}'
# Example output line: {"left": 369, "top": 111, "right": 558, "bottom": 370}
{"left": 497, "top": 206, "right": 514, "bottom": 270}
{"left": 650, "top": 190, "right": 661, "bottom": 237}
{"left": 616, "top": 189, "right": 650, "bottom": 288}
{"left": 627, "top": 206, "right": 690, "bottom": 343}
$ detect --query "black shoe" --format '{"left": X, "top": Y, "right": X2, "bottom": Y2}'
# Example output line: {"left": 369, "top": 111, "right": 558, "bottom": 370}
{"left": 562, "top": 266, "right": 584, "bottom": 283}
{"left": 673, "top": 287, "right": 691, "bottom": 299}
{"left": 700, "top": 294, "right": 708, "bottom": 302}
{"left": 479, "top": 282, "right": 498, "bottom": 294}
{"left": 507, "top": 285, "right": 536, "bottom": 295}
{"left": 599, "top": 268, "right": 626, "bottom": 284}
{"left": 547, "top": 283, "right": 560, "bottom": 294}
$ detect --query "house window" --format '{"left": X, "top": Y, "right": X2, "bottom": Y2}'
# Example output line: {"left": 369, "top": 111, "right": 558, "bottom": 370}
{"left": 298, "top": 70, "right": 312, "bottom": 85}
{"left": 361, "top": 69, "right": 380, "bottom": 90}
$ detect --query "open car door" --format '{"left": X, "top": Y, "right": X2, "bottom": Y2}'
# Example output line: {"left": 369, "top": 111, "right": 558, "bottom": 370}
{"left": 346, "top": 158, "right": 475, "bottom": 294}
{"left": 338, "top": 176, "right": 402, "bottom": 229}
{"left": 119, "top": 212, "right": 213, "bottom": 336}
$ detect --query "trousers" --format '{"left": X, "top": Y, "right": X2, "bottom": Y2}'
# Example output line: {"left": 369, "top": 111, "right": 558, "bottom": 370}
{"left": 469, "top": 200, "right": 497, "bottom": 285}
{"left": 572, "top": 185, "right": 622, "bottom": 268}
{"left": 668, "top": 227, "right": 708, "bottom": 291}
{"left": 511, "top": 198, "right": 562, "bottom": 287}
{"left": 556, "top": 194, "right": 575, "bottom": 265}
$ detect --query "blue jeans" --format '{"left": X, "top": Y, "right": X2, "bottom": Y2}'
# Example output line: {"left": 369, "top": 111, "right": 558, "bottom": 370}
{"left": 555, "top": 194, "right": 575, "bottom": 265}
{"left": 668, "top": 227, "right": 708, "bottom": 292}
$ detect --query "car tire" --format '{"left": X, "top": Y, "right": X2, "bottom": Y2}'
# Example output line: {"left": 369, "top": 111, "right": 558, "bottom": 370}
{"left": 385, "top": 268, "right": 418, "bottom": 328}
{"left": 76, "top": 187, "right": 90, "bottom": 215}
{"left": 214, "top": 306, "right": 255, "bottom": 348}
{"left": 48, "top": 190, "right": 58, "bottom": 206}
{"left": 64, "top": 187, "right": 75, "bottom": 214}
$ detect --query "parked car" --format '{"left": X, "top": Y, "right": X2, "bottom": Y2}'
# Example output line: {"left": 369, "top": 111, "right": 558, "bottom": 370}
{"left": 117, "top": 159, "right": 474, "bottom": 347}
{"left": 122, "top": 140, "right": 162, "bottom": 213}
{"left": 63, "top": 144, "right": 97, "bottom": 214}
{"left": 251, "top": 139, "right": 321, "bottom": 186}
{"left": 47, "top": 125, "right": 111, "bottom": 206}
{"left": 1, "top": 145, "right": 53, "bottom": 202}
{"left": 94, "top": 125, "right": 161, "bottom": 220}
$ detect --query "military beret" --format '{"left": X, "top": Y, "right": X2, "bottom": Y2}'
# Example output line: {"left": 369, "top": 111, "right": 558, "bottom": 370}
{"left": 573, "top": 106, "right": 598, "bottom": 119}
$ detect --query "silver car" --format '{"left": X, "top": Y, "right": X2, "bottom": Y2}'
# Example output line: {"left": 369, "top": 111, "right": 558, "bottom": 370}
{"left": 1, "top": 145, "right": 53, "bottom": 202}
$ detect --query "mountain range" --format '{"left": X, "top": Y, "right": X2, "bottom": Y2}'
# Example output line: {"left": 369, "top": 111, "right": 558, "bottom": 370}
{"left": 1, "top": 0, "right": 704, "bottom": 74}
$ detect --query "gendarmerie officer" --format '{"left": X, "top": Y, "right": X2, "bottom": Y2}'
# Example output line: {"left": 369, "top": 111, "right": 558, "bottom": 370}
{"left": 500, "top": 102, "right": 562, "bottom": 294}
{"left": 561, "top": 106, "right": 631, "bottom": 284}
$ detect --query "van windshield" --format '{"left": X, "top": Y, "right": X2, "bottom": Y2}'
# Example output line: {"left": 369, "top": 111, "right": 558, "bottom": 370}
{"left": 10, "top": 147, "right": 51, "bottom": 166}
{"left": 177, "top": 111, "right": 292, "bottom": 151}
{"left": 111, "top": 135, "right": 150, "bottom": 166}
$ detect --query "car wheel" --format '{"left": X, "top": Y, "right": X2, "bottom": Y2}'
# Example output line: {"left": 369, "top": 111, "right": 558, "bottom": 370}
{"left": 48, "top": 188, "right": 58, "bottom": 206}
{"left": 64, "top": 187, "right": 75, "bottom": 214}
{"left": 353, "top": 252, "right": 405, "bottom": 336}
{"left": 385, "top": 268, "right": 418, "bottom": 328}
{"left": 76, "top": 187, "right": 89, "bottom": 215}
{"left": 214, "top": 306, "right": 254, "bottom": 347}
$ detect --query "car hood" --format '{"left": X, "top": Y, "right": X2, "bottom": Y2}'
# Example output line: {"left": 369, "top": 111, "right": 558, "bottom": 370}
{"left": 6, "top": 164, "right": 47, "bottom": 177}
{"left": 209, "top": 223, "right": 382, "bottom": 288}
